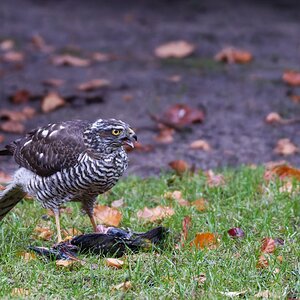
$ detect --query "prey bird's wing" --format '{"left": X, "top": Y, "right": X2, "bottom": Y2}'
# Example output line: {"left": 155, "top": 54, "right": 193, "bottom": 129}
{"left": 12, "top": 120, "right": 90, "bottom": 177}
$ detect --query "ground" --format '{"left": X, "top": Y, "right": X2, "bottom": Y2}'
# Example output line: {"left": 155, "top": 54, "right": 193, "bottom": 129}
{"left": 0, "top": 0, "right": 300, "bottom": 177}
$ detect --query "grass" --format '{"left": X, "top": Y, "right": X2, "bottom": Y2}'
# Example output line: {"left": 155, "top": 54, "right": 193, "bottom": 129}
{"left": 0, "top": 167, "right": 299, "bottom": 299}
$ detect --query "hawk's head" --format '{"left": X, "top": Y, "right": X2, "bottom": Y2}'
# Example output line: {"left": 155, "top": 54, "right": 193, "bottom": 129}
{"left": 84, "top": 119, "right": 137, "bottom": 152}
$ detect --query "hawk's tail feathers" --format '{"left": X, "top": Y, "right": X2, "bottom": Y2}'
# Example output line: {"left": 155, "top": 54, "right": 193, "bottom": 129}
{"left": 0, "top": 183, "right": 26, "bottom": 221}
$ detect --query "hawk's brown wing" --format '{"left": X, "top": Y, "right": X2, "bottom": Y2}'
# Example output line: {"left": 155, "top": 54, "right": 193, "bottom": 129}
{"left": 11, "top": 120, "right": 90, "bottom": 177}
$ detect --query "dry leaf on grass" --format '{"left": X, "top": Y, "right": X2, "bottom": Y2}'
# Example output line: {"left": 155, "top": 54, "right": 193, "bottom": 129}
{"left": 0, "top": 121, "right": 25, "bottom": 133}
{"left": 3, "top": 51, "right": 24, "bottom": 63}
{"left": 41, "top": 92, "right": 66, "bottom": 113}
{"left": 137, "top": 206, "right": 175, "bottom": 222}
{"left": 62, "top": 228, "right": 82, "bottom": 238}
{"left": 94, "top": 205, "right": 122, "bottom": 227}
{"left": 11, "top": 288, "right": 30, "bottom": 297}
{"left": 77, "top": 79, "right": 110, "bottom": 91}
{"left": 164, "top": 190, "right": 189, "bottom": 206}
{"left": 194, "top": 273, "right": 207, "bottom": 285}
{"left": 34, "top": 226, "right": 53, "bottom": 241}
{"left": 254, "top": 290, "right": 272, "bottom": 298}
{"left": 261, "top": 238, "right": 276, "bottom": 254}
{"left": 215, "top": 47, "right": 252, "bottom": 64}
{"left": 111, "top": 198, "right": 124, "bottom": 208}
{"left": 0, "top": 39, "right": 14, "bottom": 51}
{"left": 282, "top": 70, "right": 300, "bottom": 86}
{"left": 105, "top": 258, "right": 124, "bottom": 269}
{"left": 191, "top": 198, "right": 207, "bottom": 211}
{"left": 227, "top": 227, "right": 245, "bottom": 238}
{"left": 257, "top": 254, "right": 269, "bottom": 268}
{"left": 0, "top": 107, "right": 36, "bottom": 122}
{"left": 155, "top": 40, "right": 195, "bottom": 59}
{"left": 191, "top": 232, "right": 219, "bottom": 250}
{"left": 181, "top": 216, "right": 192, "bottom": 241}
{"left": 189, "top": 139, "right": 212, "bottom": 151}
{"left": 52, "top": 54, "right": 90, "bottom": 67}
{"left": 56, "top": 259, "right": 84, "bottom": 268}
{"left": 274, "top": 138, "right": 298, "bottom": 156}
{"left": 19, "top": 251, "right": 36, "bottom": 262}
{"left": 112, "top": 281, "right": 132, "bottom": 291}
{"left": 169, "top": 160, "right": 190, "bottom": 175}
{"left": 206, "top": 170, "right": 225, "bottom": 187}
{"left": 271, "top": 165, "right": 300, "bottom": 181}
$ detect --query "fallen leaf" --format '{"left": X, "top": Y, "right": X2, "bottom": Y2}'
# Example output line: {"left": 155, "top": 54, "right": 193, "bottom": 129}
{"left": 261, "top": 238, "right": 276, "bottom": 254}
{"left": 169, "top": 160, "right": 190, "bottom": 175}
{"left": 105, "top": 258, "right": 124, "bottom": 269}
{"left": 282, "top": 70, "right": 300, "bottom": 86}
{"left": 52, "top": 54, "right": 90, "bottom": 67}
{"left": 194, "top": 273, "right": 207, "bottom": 285}
{"left": 215, "top": 47, "right": 252, "bottom": 64}
{"left": 189, "top": 139, "right": 212, "bottom": 151}
{"left": 265, "top": 112, "right": 282, "bottom": 124}
{"left": 206, "top": 170, "right": 225, "bottom": 187}
{"left": 165, "top": 190, "right": 189, "bottom": 206}
{"left": 19, "top": 251, "right": 36, "bottom": 262}
{"left": 0, "top": 39, "right": 14, "bottom": 51}
{"left": 31, "top": 34, "right": 53, "bottom": 52}
{"left": 191, "top": 198, "right": 207, "bottom": 211}
{"left": 160, "top": 104, "right": 205, "bottom": 128}
{"left": 11, "top": 288, "right": 30, "bottom": 296}
{"left": 56, "top": 259, "right": 81, "bottom": 268}
{"left": 154, "top": 128, "right": 174, "bottom": 144}
{"left": 254, "top": 290, "right": 272, "bottom": 298}
{"left": 274, "top": 138, "right": 298, "bottom": 156}
{"left": 219, "top": 290, "right": 247, "bottom": 297}
{"left": 77, "top": 79, "right": 110, "bottom": 91}
{"left": 227, "top": 227, "right": 245, "bottom": 238}
{"left": 0, "top": 121, "right": 25, "bottom": 133}
{"left": 279, "top": 181, "right": 296, "bottom": 193}
{"left": 62, "top": 228, "right": 82, "bottom": 238}
{"left": 277, "top": 255, "right": 283, "bottom": 263}
{"left": 42, "top": 78, "right": 65, "bottom": 87}
{"left": 0, "top": 171, "right": 12, "bottom": 183}
{"left": 91, "top": 52, "right": 116, "bottom": 62}
{"left": 182, "top": 216, "right": 192, "bottom": 241}
{"left": 112, "top": 281, "right": 132, "bottom": 291}
{"left": 0, "top": 107, "right": 35, "bottom": 122}
{"left": 271, "top": 165, "right": 300, "bottom": 181}
{"left": 111, "top": 198, "right": 124, "bottom": 208}
{"left": 41, "top": 92, "right": 66, "bottom": 113}
{"left": 155, "top": 40, "right": 195, "bottom": 59}
{"left": 137, "top": 206, "right": 175, "bottom": 222}
{"left": 191, "top": 232, "right": 219, "bottom": 250}
{"left": 2, "top": 51, "right": 24, "bottom": 63}
{"left": 94, "top": 205, "right": 122, "bottom": 227}
{"left": 257, "top": 254, "right": 269, "bottom": 268}
{"left": 34, "top": 226, "right": 53, "bottom": 241}
{"left": 10, "top": 89, "right": 31, "bottom": 104}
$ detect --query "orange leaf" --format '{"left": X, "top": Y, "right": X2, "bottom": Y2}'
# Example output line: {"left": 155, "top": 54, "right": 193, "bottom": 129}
{"left": 41, "top": 92, "right": 66, "bottom": 113}
{"left": 274, "top": 138, "right": 298, "bottom": 156}
{"left": 18, "top": 251, "right": 36, "bottom": 262}
{"left": 94, "top": 205, "right": 122, "bottom": 227}
{"left": 154, "top": 128, "right": 174, "bottom": 144}
{"left": 271, "top": 165, "right": 300, "bottom": 181}
{"left": 164, "top": 190, "right": 189, "bottom": 206}
{"left": 137, "top": 206, "right": 175, "bottom": 222}
{"left": 282, "top": 70, "right": 300, "bottom": 86}
{"left": 215, "top": 47, "right": 252, "bottom": 64}
{"left": 189, "top": 139, "right": 212, "bottom": 151}
{"left": 112, "top": 281, "right": 132, "bottom": 291}
{"left": 169, "top": 160, "right": 190, "bottom": 175}
{"left": 11, "top": 288, "right": 30, "bottom": 296}
{"left": 261, "top": 238, "right": 276, "bottom": 254}
{"left": 105, "top": 258, "right": 124, "bottom": 269}
{"left": 191, "top": 198, "right": 207, "bottom": 211}
{"left": 77, "top": 79, "right": 110, "bottom": 91}
{"left": 257, "top": 254, "right": 269, "bottom": 268}
{"left": 206, "top": 170, "right": 225, "bottom": 187}
{"left": 34, "top": 226, "right": 53, "bottom": 241}
{"left": 56, "top": 259, "right": 81, "bottom": 268}
{"left": 191, "top": 232, "right": 218, "bottom": 250}
{"left": 154, "top": 40, "right": 195, "bottom": 59}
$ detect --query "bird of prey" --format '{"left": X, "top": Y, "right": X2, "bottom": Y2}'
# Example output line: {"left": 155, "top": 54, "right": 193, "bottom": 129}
{"left": 0, "top": 119, "right": 137, "bottom": 242}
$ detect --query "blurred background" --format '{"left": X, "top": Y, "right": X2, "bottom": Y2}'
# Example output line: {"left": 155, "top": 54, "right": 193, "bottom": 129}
{"left": 0, "top": 0, "right": 299, "bottom": 177}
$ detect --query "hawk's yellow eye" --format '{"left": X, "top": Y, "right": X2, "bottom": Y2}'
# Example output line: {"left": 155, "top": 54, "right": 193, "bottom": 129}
{"left": 112, "top": 129, "right": 121, "bottom": 136}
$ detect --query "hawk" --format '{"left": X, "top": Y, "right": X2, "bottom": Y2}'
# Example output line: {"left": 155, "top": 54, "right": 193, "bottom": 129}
{"left": 0, "top": 119, "right": 137, "bottom": 242}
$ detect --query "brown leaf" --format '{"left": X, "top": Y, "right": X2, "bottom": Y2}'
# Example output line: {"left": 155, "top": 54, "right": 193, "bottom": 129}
{"left": 77, "top": 79, "right": 110, "bottom": 91}
{"left": 10, "top": 89, "right": 31, "bottom": 104}
{"left": 41, "top": 92, "right": 66, "bottom": 113}
{"left": 265, "top": 112, "right": 282, "bottom": 124}
{"left": 111, "top": 198, "right": 124, "bottom": 208}
{"left": 105, "top": 258, "right": 124, "bottom": 269}
{"left": 3, "top": 51, "right": 24, "bottom": 63}
{"left": 254, "top": 290, "right": 272, "bottom": 298}
{"left": 182, "top": 216, "right": 192, "bottom": 241}
{"left": 194, "top": 273, "right": 207, "bottom": 285}
{"left": 191, "top": 232, "right": 219, "bottom": 250}
{"left": 112, "top": 281, "right": 132, "bottom": 291}
{"left": 282, "top": 70, "right": 300, "bottom": 86}
{"left": 94, "top": 205, "right": 122, "bottom": 227}
{"left": 137, "top": 206, "right": 175, "bottom": 222}
{"left": 52, "top": 54, "right": 90, "bottom": 67}
{"left": 42, "top": 78, "right": 65, "bottom": 87}
{"left": 11, "top": 288, "right": 30, "bottom": 296}
{"left": 161, "top": 104, "right": 205, "bottom": 128}
{"left": 274, "top": 138, "right": 298, "bottom": 156}
{"left": 190, "top": 139, "right": 211, "bottom": 151}
{"left": 0, "top": 171, "right": 12, "bottom": 183}
{"left": 155, "top": 40, "right": 195, "bottom": 59}
{"left": 271, "top": 165, "right": 300, "bottom": 181}
{"left": 165, "top": 190, "right": 189, "bottom": 206}
{"left": 191, "top": 198, "right": 207, "bottom": 211}
{"left": 169, "top": 160, "right": 190, "bottom": 175}
{"left": 261, "top": 238, "right": 276, "bottom": 254}
{"left": 19, "top": 251, "right": 36, "bottom": 261}
{"left": 31, "top": 34, "right": 53, "bottom": 52}
{"left": 0, "top": 39, "right": 14, "bottom": 51}
{"left": 34, "top": 226, "right": 53, "bottom": 241}
{"left": 62, "top": 228, "right": 82, "bottom": 238}
{"left": 154, "top": 128, "right": 174, "bottom": 144}
{"left": 0, "top": 107, "right": 35, "bottom": 122}
{"left": 206, "top": 170, "right": 225, "bottom": 187}
{"left": 215, "top": 47, "right": 252, "bottom": 64}
{"left": 0, "top": 121, "right": 25, "bottom": 133}
{"left": 257, "top": 254, "right": 269, "bottom": 268}
{"left": 56, "top": 259, "right": 83, "bottom": 268}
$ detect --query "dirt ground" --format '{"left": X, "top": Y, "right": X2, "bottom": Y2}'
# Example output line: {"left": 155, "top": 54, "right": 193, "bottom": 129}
{"left": 0, "top": 0, "right": 299, "bottom": 176}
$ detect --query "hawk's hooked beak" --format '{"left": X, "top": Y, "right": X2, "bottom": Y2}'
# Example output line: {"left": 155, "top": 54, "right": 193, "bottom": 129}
{"left": 123, "top": 128, "right": 137, "bottom": 148}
